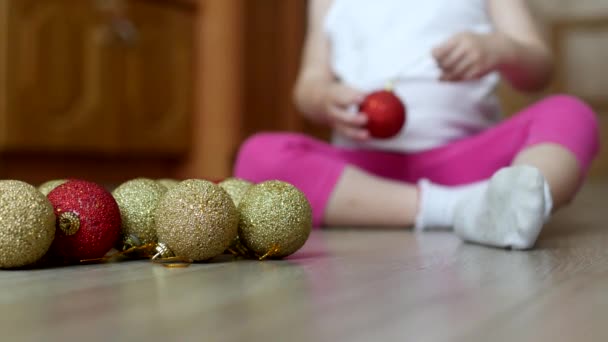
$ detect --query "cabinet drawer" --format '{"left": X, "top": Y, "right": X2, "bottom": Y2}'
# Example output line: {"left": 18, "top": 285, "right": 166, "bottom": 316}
{"left": 120, "top": 0, "right": 194, "bottom": 155}
{"left": 2, "top": 0, "right": 123, "bottom": 153}
{"left": 0, "top": 0, "right": 195, "bottom": 156}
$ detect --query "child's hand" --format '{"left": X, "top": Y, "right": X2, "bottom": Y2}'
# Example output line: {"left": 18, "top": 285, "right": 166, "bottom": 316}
{"left": 322, "top": 83, "right": 369, "bottom": 141}
{"left": 432, "top": 32, "right": 503, "bottom": 82}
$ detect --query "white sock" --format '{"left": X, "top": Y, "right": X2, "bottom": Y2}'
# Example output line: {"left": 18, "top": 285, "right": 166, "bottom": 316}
{"left": 453, "top": 165, "right": 553, "bottom": 250}
{"left": 415, "top": 180, "right": 488, "bottom": 231}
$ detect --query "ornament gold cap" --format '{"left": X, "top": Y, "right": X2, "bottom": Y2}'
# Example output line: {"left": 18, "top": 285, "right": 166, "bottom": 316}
{"left": 151, "top": 242, "right": 193, "bottom": 268}
{"left": 58, "top": 211, "right": 80, "bottom": 236}
{"left": 152, "top": 242, "right": 175, "bottom": 260}
{"left": 385, "top": 80, "right": 395, "bottom": 92}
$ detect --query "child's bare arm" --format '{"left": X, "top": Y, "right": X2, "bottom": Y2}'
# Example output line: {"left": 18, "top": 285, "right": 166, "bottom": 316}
{"left": 488, "top": 0, "right": 553, "bottom": 91}
{"left": 433, "top": 0, "right": 553, "bottom": 92}
{"left": 293, "top": 0, "right": 334, "bottom": 121}
{"left": 293, "top": 0, "right": 369, "bottom": 140}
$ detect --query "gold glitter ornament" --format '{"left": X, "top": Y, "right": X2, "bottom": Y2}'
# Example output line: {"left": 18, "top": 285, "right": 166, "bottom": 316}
{"left": 219, "top": 178, "right": 254, "bottom": 256}
{"left": 38, "top": 179, "right": 67, "bottom": 196}
{"left": 154, "top": 179, "right": 239, "bottom": 261}
{"left": 157, "top": 178, "right": 180, "bottom": 191}
{"left": 0, "top": 180, "right": 56, "bottom": 268}
{"left": 218, "top": 178, "right": 253, "bottom": 207}
{"left": 238, "top": 180, "right": 312, "bottom": 259}
{"left": 112, "top": 178, "right": 168, "bottom": 246}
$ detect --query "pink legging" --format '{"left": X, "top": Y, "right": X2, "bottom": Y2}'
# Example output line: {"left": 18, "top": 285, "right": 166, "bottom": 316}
{"left": 235, "top": 95, "right": 600, "bottom": 226}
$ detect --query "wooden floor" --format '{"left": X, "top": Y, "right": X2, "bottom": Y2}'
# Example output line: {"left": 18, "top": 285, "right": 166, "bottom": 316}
{"left": 1, "top": 182, "right": 608, "bottom": 341}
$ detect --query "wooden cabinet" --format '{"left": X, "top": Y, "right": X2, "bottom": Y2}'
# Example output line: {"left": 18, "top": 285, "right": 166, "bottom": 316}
{"left": 0, "top": 0, "right": 122, "bottom": 153}
{"left": 121, "top": 0, "right": 193, "bottom": 155}
{"left": 0, "top": 0, "right": 194, "bottom": 156}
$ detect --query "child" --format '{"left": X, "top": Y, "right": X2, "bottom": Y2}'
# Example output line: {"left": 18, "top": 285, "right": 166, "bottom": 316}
{"left": 234, "top": 0, "right": 600, "bottom": 249}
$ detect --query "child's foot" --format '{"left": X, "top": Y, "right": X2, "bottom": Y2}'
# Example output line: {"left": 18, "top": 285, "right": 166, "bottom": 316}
{"left": 453, "top": 166, "right": 548, "bottom": 250}
{"left": 415, "top": 180, "right": 487, "bottom": 231}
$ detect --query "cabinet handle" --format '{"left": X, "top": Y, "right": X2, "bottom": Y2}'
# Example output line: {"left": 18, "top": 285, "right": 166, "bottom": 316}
{"left": 93, "top": 0, "right": 138, "bottom": 46}
{"left": 93, "top": 0, "right": 123, "bottom": 13}
{"left": 110, "top": 17, "right": 139, "bottom": 46}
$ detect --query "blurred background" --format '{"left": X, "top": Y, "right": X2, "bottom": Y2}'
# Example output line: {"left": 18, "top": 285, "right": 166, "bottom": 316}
{"left": 0, "top": 0, "right": 606, "bottom": 187}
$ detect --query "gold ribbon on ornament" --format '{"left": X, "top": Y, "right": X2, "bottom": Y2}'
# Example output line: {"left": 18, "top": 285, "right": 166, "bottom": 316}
{"left": 226, "top": 237, "right": 281, "bottom": 260}
{"left": 80, "top": 235, "right": 193, "bottom": 268}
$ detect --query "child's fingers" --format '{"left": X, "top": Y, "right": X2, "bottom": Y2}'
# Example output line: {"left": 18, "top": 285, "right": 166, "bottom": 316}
{"left": 432, "top": 38, "right": 457, "bottom": 62}
{"left": 436, "top": 43, "right": 468, "bottom": 72}
{"left": 463, "top": 66, "right": 483, "bottom": 81}
{"left": 441, "top": 65, "right": 484, "bottom": 82}
{"left": 444, "top": 55, "right": 474, "bottom": 79}
{"left": 440, "top": 71, "right": 466, "bottom": 82}
{"left": 328, "top": 106, "right": 368, "bottom": 127}
{"left": 335, "top": 124, "right": 370, "bottom": 141}
{"left": 332, "top": 86, "right": 365, "bottom": 107}
{"left": 439, "top": 72, "right": 458, "bottom": 82}
{"left": 327, "top": 105, "right": 369, "bottom": 140}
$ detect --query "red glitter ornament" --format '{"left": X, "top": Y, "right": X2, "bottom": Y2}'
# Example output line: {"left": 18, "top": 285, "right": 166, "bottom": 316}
{"left": 359, "top": 89, "right": 406, "bottom": 139}
{"left": 47, "top": 180, "right": 121, "bottom": 261}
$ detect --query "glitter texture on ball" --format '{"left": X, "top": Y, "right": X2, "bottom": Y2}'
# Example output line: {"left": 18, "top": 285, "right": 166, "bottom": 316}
{"left": 0, "top": 180, "right": 56, "bottom": 269}
{"left": 359, "top": 89, "right": 406, "bottom": 139}
{"left": 38, "top": 179, "right": 67, "bottom": 196}
{"left": 154, "top": 179, "right": 239, "bottom": 261}
{"left": 157, "top": 179, "right": 180, "bottom": 191}
{"left": 47, "top": 180, "right": 122, "bottom": 261}
{"left": 219, "top": 178, "right": 253, "bottom": 207}
{"left": 112, "top": 178, "right": 167, "bottom": 246}
{"left": 238, "top": 180, "right": 312, "bottom": 258}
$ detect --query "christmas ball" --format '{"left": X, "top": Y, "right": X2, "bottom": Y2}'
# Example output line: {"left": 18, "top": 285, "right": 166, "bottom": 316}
{"left": 47, "top": 180, "right": 122, "bottom": 261}
{"left": 0, "top": 180, "right": 56, "bottom": 268}
{"left": 154, "top": 179, "right": 239, "bottom": 261}
{"left": 38, "top": 179, "right": 67, "bottom": 196}
{"left": 219, "top": 178, "right": 254, "bottom": 255}
{"left": 218, "top": 178, "right": 253, "bottom": 207}
{"left": 157, "top": 178, "right": 180, "bottom": 191}
{"left": 359, "top": 89, "right": 406, "bottom": 139}
{"left": 239, "top": 180, "right": 312, "bottom": 258}
{"left": 112, "top": 178, "right": 167, "bottom": 246}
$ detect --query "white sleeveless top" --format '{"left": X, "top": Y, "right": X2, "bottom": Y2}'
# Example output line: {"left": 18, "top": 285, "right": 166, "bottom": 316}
{"left": 325, "top": 0, "right": 502, "bottom": 152}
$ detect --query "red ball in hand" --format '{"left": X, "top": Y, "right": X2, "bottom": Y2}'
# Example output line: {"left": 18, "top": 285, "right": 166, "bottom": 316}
{"left": 47, "top": 180, "right": 121, "bottom": 261}
{"left": 359, "top": 89, "right": 406, "bottom": 139}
